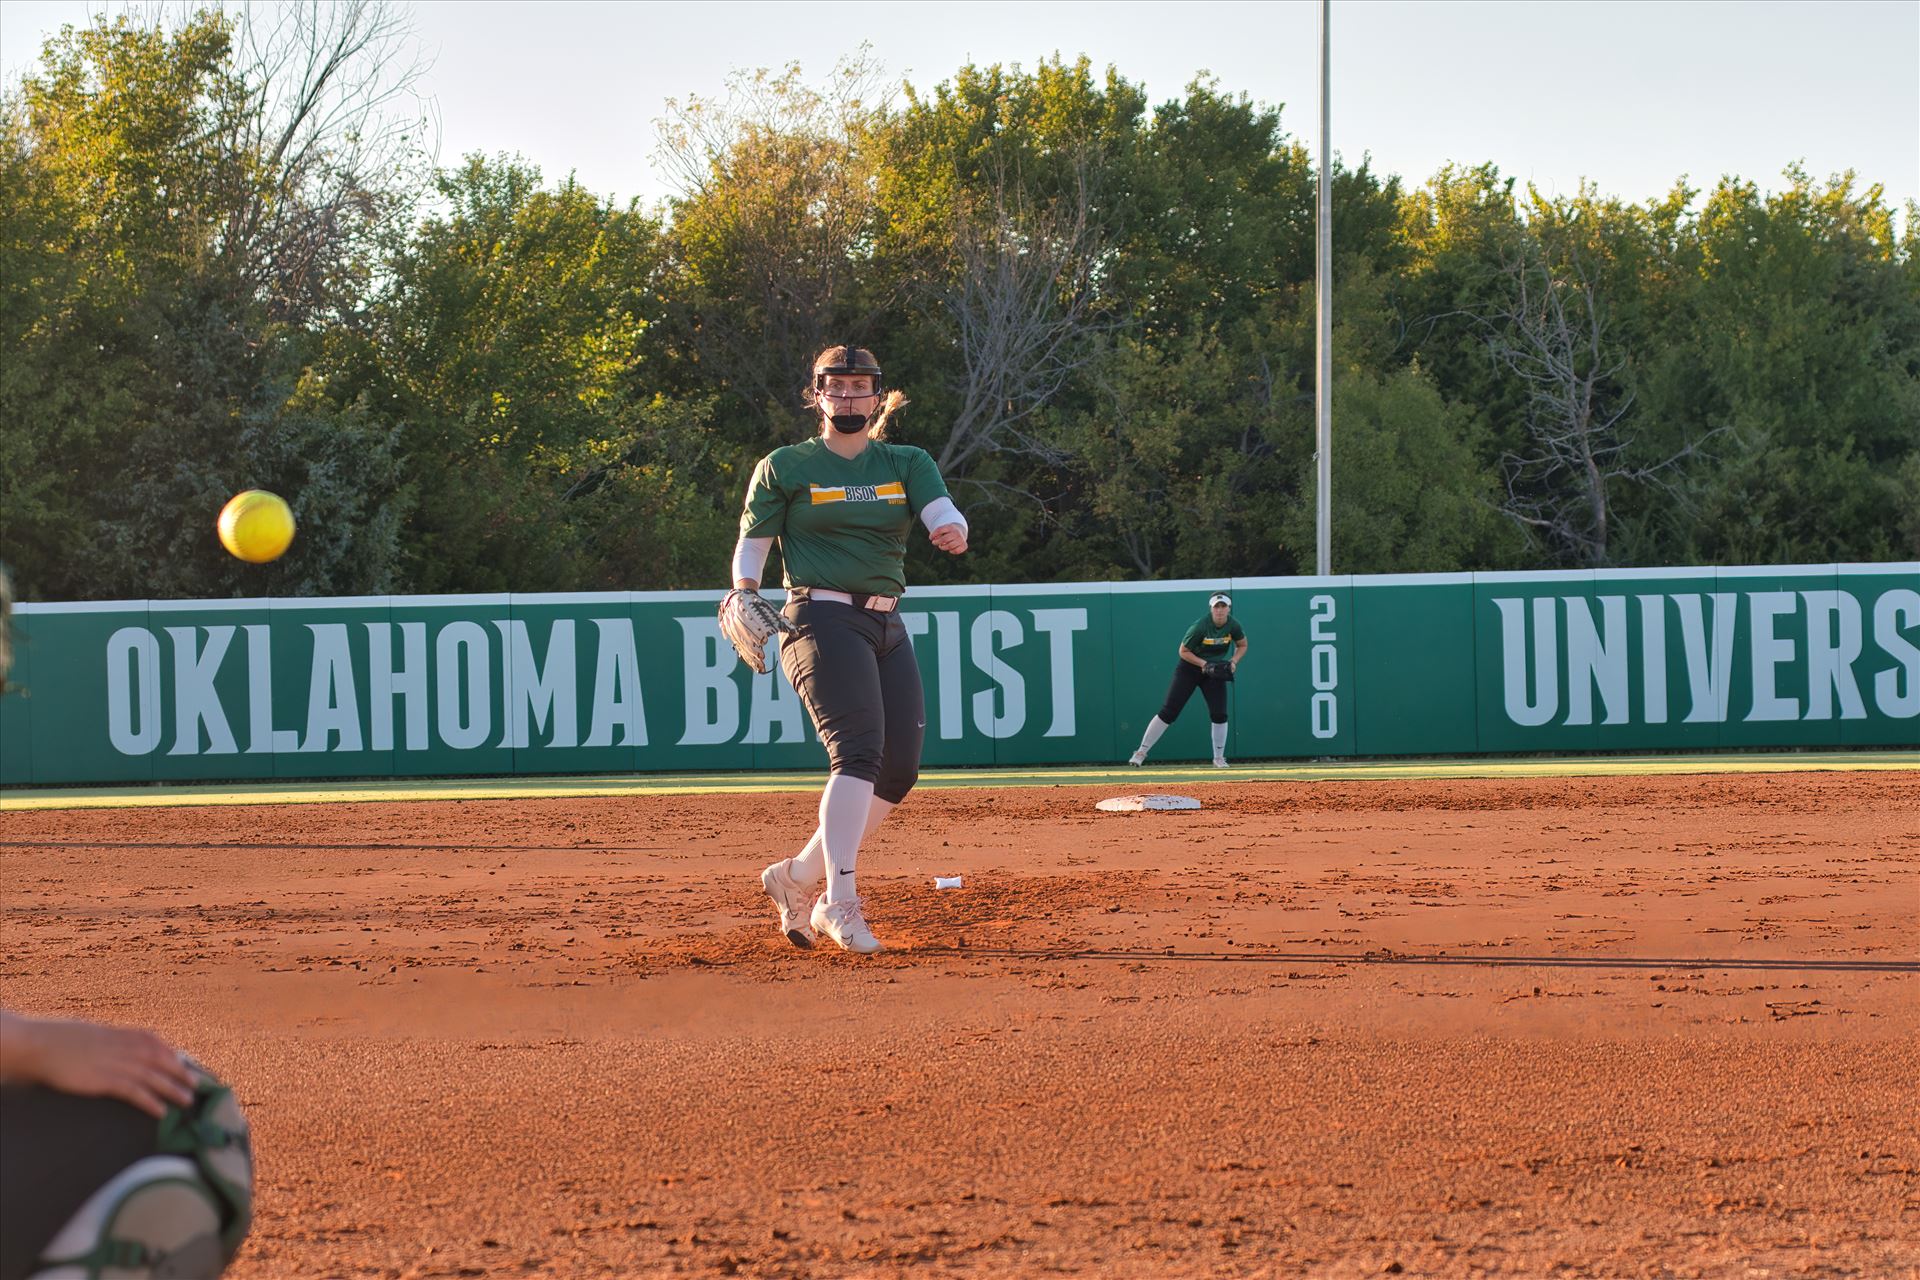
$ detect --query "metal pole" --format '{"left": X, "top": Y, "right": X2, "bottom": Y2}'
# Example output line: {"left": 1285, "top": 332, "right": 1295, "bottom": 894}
{"left": 1315, "top": 0, "right": 1333, "bottom": 577}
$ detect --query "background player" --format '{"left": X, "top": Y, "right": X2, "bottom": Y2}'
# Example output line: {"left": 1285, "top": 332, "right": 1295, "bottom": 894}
{"left": 1129, "top": 590, "right": 1248, "bottom": 768}
{"left": 718, "top": 345, "right": 969, "bottom": 954}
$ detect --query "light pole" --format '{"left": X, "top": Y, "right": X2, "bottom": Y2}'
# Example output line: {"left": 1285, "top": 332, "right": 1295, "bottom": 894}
{"left": 1315, "top": 0, "right": 1333, "bottom": 577}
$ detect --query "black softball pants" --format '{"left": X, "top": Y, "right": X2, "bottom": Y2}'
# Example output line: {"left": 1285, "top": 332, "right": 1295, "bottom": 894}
{"left": 0, "top": 1086, "right": 160, "bottom": 1280}
{"left": 1158, "top": 662, "right": 1230, "bottom": 725}
{"left": 779, "top": 598, "right": 925, "bottom": 803}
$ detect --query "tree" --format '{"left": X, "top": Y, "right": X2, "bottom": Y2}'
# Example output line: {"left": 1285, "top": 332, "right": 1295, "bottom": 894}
{"left": 374, "top": 156, "right": 728, "bottom": 592}
{"left": 1392, "top": 163, "right": 1527, "bottom": 422}
{"left": 0, "top": 7, "right": 423, "bottom": 599}
{"left": 866, "top": 56, "right": 1145, "bottom": 545}
{"left": 928, "top": 151, "right": 1116, "bottom": 476}
{"left": 1280, "top": 361, "right": 1517, "bottom": 573}
{"left": 1657, "top": 170, "right": 1920, "bottom": 564}
{"left": 218, "top": 0, "right": 430, "bottom": 323}
{"left": 1489, "top": 243, "right": 1648, "bottom": 566}
{"left": 7, "top": 26, "right": 1915, "bottom": 598}
{"left": 655, "top": 55, "right": 893, "bottom": 445}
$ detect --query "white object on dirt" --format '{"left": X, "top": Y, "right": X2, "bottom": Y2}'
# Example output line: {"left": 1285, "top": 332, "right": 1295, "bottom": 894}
{"left": 934, "top": 876, "right": 964, "bottom": 890}
{"left": 1094, "top": 794, "right": 1203, "bottom": 812}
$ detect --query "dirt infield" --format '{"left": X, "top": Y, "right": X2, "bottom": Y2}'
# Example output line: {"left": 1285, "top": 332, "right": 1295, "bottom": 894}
{"left": 3, "top": 770, "right": 1917, "bottom": 1278}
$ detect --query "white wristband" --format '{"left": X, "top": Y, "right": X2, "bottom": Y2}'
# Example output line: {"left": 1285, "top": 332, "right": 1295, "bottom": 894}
{"left": 919, "top": 495, "right": 967, "bottom": 536}
{"left": 731, "top": 536, "right": 772, "bottom": 586}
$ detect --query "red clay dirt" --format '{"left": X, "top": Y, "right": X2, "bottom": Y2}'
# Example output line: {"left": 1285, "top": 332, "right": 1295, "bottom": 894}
{"left": 2, "top": 770, "right": 1916, "bottom": 1279}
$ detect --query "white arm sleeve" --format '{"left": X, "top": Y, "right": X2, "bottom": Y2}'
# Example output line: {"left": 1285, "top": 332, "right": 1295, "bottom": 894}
{"left": 919, "top": 495, "right": 967, "bottom": 535}
{"left": 731, "top": 536, "right": 773, "bottom": 586}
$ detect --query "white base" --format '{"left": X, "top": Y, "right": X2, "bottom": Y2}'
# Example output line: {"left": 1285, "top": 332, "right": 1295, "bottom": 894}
{"left": 1094, "top": 794, "right": 1202, "bottom": 812}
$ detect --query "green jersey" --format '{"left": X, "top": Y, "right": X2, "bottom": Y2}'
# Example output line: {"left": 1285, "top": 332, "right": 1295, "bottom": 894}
{"left": 740, "top": 438, "right": 952, "bottom": 597}
{"left": 1181, "top": 615, "right": 1244, "bottom": 659}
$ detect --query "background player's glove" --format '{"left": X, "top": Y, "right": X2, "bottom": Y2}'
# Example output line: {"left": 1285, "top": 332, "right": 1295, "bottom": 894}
{"left": 1204, "top": 660, "right": 1234, "bottom": 682}
{"left": 718, "top": 589, "right": 795, "bottom": 674}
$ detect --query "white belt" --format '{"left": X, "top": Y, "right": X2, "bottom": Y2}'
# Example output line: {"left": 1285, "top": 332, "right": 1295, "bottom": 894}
{"left": 795, "top": 587, "right": 899, "bottom": 613}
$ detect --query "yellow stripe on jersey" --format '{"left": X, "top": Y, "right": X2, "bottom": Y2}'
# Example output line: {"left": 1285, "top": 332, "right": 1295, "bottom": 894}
{"left": 810, "top": 482, "right": 907, "bottom": 505}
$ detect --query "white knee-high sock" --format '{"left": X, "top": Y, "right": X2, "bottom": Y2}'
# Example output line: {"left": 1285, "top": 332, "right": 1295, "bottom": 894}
{"left": 1211, "top": 722, "right": 1229, "bottom": 757}
{"left": 788, "top": 828, "right": 826, "bottom": 884}
{"left": 1138, "top": 716, "right": 1170, "bottom": 752}
{"left": 820, "top": 773, "right": 876, "bottom": 903}
{"left": 863, "top": 797, "right": 897, "bottom": 841}
{"left": 788, "top": 796, "right": 895, "bottom": 888}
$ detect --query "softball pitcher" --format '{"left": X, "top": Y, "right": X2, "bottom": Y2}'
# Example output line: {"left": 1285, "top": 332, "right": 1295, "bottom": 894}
{"left": 718, "top": 345, "right": 969, "bottom": 954}
{"left": 1128, "top": 591, "right": 1247, "bottom": 768}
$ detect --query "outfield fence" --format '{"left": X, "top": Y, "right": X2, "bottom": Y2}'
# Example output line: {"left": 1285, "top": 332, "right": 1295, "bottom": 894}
{"left": 2, "top": 565, "right": 1915, "bottom": 786}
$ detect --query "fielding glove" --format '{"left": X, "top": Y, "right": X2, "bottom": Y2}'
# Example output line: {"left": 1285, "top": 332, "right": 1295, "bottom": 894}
{"left": 718, "top": 589, "right": 796, "bottom": 675}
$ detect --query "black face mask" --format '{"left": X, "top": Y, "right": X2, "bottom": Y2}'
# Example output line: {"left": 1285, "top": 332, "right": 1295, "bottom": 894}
{"left": 828, "top": 412, "right": 870, "bottom": 434}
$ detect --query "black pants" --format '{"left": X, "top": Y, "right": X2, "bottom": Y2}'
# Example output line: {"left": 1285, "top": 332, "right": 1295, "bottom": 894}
{"left": 780, "top": 598, "right": 925, "bottom": 803}
{"left": 1158, "top": 663, "right": 1230, "bottom": 725}
{"left": 0, "top": 1086, "right": 160, "bottom": 1280}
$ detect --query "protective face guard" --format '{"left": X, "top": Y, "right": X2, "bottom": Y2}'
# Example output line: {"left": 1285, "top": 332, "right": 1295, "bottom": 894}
{"left": 815, "top": 348, "right": 883, "bottom": 433}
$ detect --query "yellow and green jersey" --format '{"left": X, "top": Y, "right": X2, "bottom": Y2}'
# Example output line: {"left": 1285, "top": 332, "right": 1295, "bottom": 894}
{"left": 740, "top": 439, "right": 952, "bottom": 597}
{"left": 1181, "top": 615, "right": 1245, "bottom": 659}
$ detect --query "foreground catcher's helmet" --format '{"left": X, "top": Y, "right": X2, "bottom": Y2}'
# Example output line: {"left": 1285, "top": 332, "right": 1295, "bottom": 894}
{"left": 813, "top": 345, "right": 883, "bottom": 395}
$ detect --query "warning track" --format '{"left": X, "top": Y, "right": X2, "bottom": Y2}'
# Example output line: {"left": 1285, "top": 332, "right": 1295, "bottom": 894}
{"left": 3, "top": 749, "right": 1913, "bottom": 810}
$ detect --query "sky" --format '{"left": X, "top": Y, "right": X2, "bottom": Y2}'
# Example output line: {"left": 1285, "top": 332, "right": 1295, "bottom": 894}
{"left": 3, "top": 0, "right": 1915, "bottom": 221}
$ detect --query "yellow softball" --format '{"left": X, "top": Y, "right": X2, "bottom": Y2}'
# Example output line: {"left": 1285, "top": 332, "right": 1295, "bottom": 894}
{"left": 216, "top": 490, "right": 296, "bottom": 564}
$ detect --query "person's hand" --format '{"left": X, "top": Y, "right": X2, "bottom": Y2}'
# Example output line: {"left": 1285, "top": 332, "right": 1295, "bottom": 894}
{"left": 4, "top": 1016, "right": 198, "bottom": 1116}
{"left": 929, "top": 522, "right": 968, "bottom": 554}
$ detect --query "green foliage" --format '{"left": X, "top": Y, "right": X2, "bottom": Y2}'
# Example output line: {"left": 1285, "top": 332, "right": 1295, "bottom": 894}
{"left": 106, "top": 376, "right": 410, "bottom": 598}
{"left": 0, "top": 12, "right": 411, "bottom": 600}
{"left": 1286, "top": 363, "right": 1520, "bottom": 574}
{"left": 1657, "top": 170, "right": 1920, "bottom": 564}
{"left": 3, "top": 14, "right": 1914, "bottom": 602}
{"left": 657, "top": 57, "right": 892, "bottom": 444}
{"left": 378, "top": 156, "right": 728, "bottom": 591}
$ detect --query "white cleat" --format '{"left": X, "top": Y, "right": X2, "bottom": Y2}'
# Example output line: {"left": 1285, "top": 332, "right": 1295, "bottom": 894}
{"left": 761, "top": 859, "right": 816, "bottom": 949}
{"left": 1128, "top": 749, "right": 1148, "bottom": 766}
{"left": 1212, "top": 755, "right": 1230, "bottom": 769}
{"left": 811, "top": 895, "right": 884, "bottom": 954}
